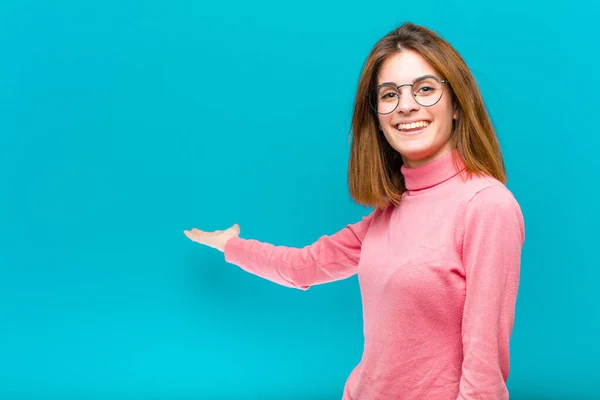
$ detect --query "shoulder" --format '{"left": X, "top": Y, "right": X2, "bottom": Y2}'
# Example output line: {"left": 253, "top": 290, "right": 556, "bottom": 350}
{"left": 459, "top": 173, "right": 521, "bottom": 211}
{"left": 456, "top": 173, "right": 525, "bottom": 239}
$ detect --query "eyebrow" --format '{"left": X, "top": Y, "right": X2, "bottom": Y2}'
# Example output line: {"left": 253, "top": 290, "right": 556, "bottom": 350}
{"left": 378, "top": 74, "right": 439, "bottom": 87}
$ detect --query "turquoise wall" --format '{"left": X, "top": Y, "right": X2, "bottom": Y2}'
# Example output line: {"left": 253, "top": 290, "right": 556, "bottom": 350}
{"left": 1, "top": 1, "right": 598, "bottom": 398}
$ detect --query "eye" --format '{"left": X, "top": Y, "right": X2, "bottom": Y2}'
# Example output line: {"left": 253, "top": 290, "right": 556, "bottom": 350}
{"left": 378, "top": 89, "right": 399, "bottom": 101}
{"left": 415, "top": 85, "right": 438, "bottom": 96}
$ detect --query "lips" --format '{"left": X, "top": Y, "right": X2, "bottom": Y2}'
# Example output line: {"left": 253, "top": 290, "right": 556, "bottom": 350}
{"left": 396, "top": 120, "right": 430, "bottom": 131}
{"left": 395, "top": 120, "right": 431, "bottom": 135}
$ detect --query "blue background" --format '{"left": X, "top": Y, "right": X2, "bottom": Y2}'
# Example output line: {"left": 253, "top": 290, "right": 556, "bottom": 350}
{"left": 1, "top": 1, "right": 598, "bottom": 399}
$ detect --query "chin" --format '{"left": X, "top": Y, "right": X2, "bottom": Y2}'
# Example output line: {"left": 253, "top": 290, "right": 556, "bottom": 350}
{"left": 398, "top": 144, "right": 435, "bottom": 160}
{"left": 383, "top": 126, "right": 453, "bottom": 166}
{"left": 398, "top": 143, "right": 450, "bottom": 167}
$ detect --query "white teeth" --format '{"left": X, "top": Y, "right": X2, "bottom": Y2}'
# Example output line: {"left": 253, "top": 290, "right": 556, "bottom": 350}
{"left": 397, "top": 121, "right": 429, "bottom": 131}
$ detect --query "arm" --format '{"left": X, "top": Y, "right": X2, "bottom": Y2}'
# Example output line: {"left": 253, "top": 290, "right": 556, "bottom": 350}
{"left": 223, "top": 211, "right": 375, "bottom": 290}
{"left": 457, "top": 185, "right": 525, "bottom": 400}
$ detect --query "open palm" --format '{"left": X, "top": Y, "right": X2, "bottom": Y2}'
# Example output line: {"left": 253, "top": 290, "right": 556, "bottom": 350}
{"left": 183, "top": 224, "right": 240, "bottom": 252}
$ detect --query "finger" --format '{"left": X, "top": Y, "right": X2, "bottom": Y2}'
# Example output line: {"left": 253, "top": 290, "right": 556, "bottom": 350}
{"left": 185, "top": 228, "right": 205, "bottom": 236}
{"left": 184, "top": 229, "right": 204, "bottom": 242}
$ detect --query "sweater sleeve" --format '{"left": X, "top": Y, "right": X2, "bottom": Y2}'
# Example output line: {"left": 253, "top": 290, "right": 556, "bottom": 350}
{"left": 456, "top": 185, "right": 525, "bottom": 400}
{"left": 222, "top": 210, "right": 375, "bottom": 290}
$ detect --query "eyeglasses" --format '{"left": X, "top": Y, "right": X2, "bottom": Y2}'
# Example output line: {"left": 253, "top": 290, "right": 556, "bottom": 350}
{"left": 368, "top": 75, "right": 448, "bottom": 115}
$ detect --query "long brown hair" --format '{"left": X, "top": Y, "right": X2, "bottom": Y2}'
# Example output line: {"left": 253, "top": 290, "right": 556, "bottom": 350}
{"left": 348, "top": 22, "right": 505, "bottom": 209}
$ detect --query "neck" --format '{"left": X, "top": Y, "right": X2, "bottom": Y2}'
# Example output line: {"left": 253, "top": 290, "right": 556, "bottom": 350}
{"left": 400, "top": 148, "right": 465, "bottom": 192}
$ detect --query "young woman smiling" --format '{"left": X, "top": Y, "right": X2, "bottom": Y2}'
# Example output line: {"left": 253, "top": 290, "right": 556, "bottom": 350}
{"left": 185, "top": 22, "right": 524, "bottom": 400}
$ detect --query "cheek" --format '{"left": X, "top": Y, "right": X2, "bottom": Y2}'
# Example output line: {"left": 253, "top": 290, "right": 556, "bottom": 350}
{"left": 377, "top": 114, "right": 390, "bottom": 129}
{"left": 432, "top": 105, "right": 454, "bottom": 133}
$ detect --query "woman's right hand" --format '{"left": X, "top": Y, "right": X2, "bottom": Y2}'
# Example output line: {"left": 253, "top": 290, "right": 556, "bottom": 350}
{"left": 184, "top": 224, "right": 240, "bottom": 252}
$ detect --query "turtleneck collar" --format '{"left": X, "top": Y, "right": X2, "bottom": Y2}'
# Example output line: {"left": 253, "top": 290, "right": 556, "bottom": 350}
{"left": 400, "top": 149, "right": 466, "bottom": 192}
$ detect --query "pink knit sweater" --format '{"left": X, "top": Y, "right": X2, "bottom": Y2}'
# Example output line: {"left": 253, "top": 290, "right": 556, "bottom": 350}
{"left": 224, "top": 149, "right": 525, "bottom": 399}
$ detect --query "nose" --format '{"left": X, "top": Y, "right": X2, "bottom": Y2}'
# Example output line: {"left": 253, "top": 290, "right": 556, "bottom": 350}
{"left": 396, "top": 86, "right": 420, "bottom": 114}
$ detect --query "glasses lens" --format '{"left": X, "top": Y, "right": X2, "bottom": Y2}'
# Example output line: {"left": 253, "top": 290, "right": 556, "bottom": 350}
{"left": 370, "top": 85, "right": 399, "bottom": 114}
{"left": 413, "top": 77, "right": 443, "bottom": 107}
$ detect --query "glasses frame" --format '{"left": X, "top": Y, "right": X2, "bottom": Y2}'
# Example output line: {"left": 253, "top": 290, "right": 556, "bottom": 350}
{"left": 367, "top": 74, "right": 449, "bottom": 115}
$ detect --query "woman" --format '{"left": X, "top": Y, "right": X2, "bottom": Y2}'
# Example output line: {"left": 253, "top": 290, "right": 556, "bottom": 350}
{"left": 185, "top": 22, "right": 524, "bottom": 400}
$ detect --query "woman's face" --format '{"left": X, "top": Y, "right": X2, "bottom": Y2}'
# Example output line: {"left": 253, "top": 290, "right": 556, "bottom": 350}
{"left": 375, "top": 50, "right": 457, "bottom": 168}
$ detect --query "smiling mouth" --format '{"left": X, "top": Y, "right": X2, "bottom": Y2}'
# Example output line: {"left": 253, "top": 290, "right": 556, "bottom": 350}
{"left": 396, "top": 120, "right": 430, "bottom": 133}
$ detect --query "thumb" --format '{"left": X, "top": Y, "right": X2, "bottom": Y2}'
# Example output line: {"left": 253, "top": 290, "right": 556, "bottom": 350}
{"left": 231, "top": 223, "right": 240, "bottom": 235}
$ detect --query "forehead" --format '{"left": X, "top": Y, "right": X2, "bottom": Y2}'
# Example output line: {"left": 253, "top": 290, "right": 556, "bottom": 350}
{"left": 377, "top": 50, "right": 438, "bottom": 84}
